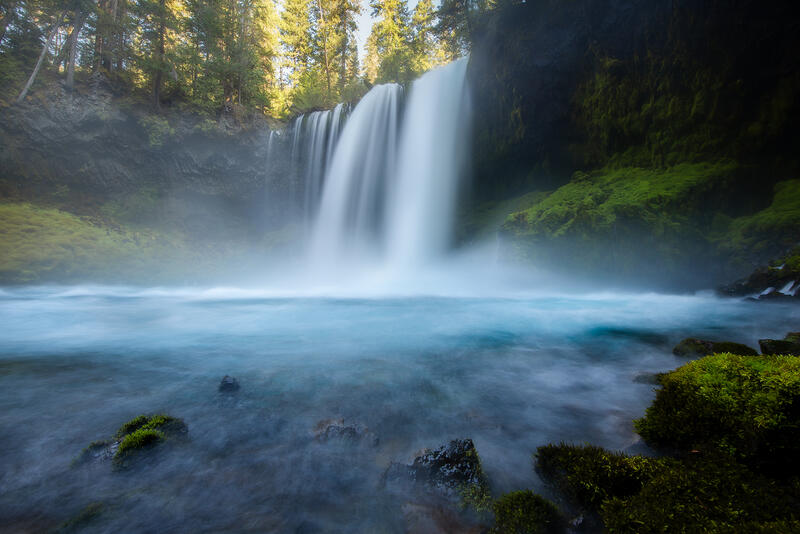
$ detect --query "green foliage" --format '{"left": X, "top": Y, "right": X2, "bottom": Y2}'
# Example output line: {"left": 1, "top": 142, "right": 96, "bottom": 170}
{"left": 634, "top": 353, "right": 800, "bottom": 473}
{"left": 0, "top": 202, "right": 190, "bottom": 284}
{"left": 716, "top": 179, "right": 800, "bottom": 264}
{"left": 138, "top": 115, "right": 175, "bottom": 147}
{"left": 535, "top": 443, "right": 667, "bottom": 509}
{"left": 491, "top": 490, "right": 564, "bottom": 534}
{"left": 504, "top": 162, "right": 738, "bottom": 239}
{"left": 600, "top": 456, "right": 799, "bottom": 532}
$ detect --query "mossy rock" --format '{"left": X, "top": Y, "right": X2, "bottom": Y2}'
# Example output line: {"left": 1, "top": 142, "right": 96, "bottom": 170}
{"left": 634, "top": 353, "right": 800, "bottom": 474}
{"left": 75, "top": 414, "right": 187, "bottom": 470}
{"left": 672, "top": 338, "right": 758, "bottom": 357}
{"left": 600, "top": 455, "right": 798, "bottom": 532}
{"left": 759, "top": 338, "right": 800, "bottom": 356}
{"left": 535, "top": 443, "right": 668, "bottom": 510}
{"left": 112, "top": 414, "right": 187, "bottom": 469}
{"left": 491, "top": 490, "right": 565, "bottom": 534}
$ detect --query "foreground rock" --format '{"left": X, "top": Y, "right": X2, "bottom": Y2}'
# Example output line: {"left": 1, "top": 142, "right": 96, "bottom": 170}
{"left": 759, "top": 332, "right": 800, "bottom": 355}
{"left": 384, "top": 439, "right": 491, "bottom": 510}
{"left": 672, "top": 338, "right": 758, "bottom": 357}
{"left": 75, "top": 414, "right": 188, "bottom": 470}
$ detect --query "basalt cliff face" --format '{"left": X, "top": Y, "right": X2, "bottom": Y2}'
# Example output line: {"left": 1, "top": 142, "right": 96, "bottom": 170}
{"left": 1, "top": 74, "right": 292, "bottom": 222}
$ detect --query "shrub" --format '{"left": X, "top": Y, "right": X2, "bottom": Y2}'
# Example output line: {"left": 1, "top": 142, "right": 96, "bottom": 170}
{"left": 491, "top": 490, "right": 564, "bottom": 534}
{"left": 535, "top": 443, "right": 667, "bottom": 510}
{"left": 600, "top": 455, "right": 798, "bottom": 532}
{"left": 634, "top": 353, "right": 800, "bottom": 474}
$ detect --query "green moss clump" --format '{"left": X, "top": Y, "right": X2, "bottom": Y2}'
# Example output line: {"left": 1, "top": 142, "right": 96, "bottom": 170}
{"left": 634, "top": 353, "right": 800, "bottom": 473}
{"left": 56, "top": 502, "right": 104, "bottom": 533}
{"left": 491, "top": 490, "right": 564, "bottom": 534}
{"left": 107, "top": 414, "right": 187, "bottom": 469}
{"left": 535, "top": 443, "right": 667, "bottom": 509}
{"left": 115, "top": 415, "right": 150, "bottom": 438}
{"left": 600, "top": 456, "right": 798, "bottom": 532}
{"left": 114, "top": 428, "right": 165, "bottom": 465}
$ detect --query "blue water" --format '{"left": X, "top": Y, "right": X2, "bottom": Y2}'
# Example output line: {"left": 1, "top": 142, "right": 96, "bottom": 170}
{"left": 0, "top": 287, "right": 797, "bottom": 532}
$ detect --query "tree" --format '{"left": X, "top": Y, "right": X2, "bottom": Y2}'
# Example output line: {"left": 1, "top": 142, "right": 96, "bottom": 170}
{"left": 16, "top": 2, "right": 64, "bottom": 102}
{"left": 409, "top": 0, "right": 435, "bottom": 75}
{"left": 367, "top": 0, "right": 412, "bottom": 84}
{"left": 279, "top": 0, "right": 312, "bottom": 85}
{"left": 132, "top": 0, "right": 179, "bottom": 108}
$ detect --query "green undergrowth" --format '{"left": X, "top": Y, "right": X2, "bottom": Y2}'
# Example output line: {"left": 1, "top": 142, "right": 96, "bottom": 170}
{"left": 534, "top": 444, "right": 800, "bottom": 532}
{"left": 0, "top": 202, "right": 191, "bottom": 283}
{"left": 493, "top": 162, "right": 800, "bottom": 282}
{"left": 715, "top": 179, "right": 800, "bottom": 266}
{"left": 490, "top": 490, "right": 564, "bottom": 534}
{"left": 634, "top": 353, "right": 800, "bottom": 474}
{"left": 503, "top": 161, "right": 736, "bottom": 238}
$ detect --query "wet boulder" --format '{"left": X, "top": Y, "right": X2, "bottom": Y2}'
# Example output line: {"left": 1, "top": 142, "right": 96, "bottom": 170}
{"left": 672, "top": 338, "right": 758, "bottom": 357}
{"left": 312, "top": 418, "right": 378, "bottom": 446}
{"left": 74, "top": 414, "right": 188, "bottom": 470}
{"left": 384, "top": 439, "right": 491, "bottom": 511}
{"left": 218, "top": 375, "right": 240, "bottom": 392}
{"left": 759, "top": 333, "right": 800, "bottom": 355}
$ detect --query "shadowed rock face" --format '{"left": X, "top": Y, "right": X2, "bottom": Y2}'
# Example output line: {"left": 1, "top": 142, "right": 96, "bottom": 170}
{"left": 0, "top": 74, "right": 291, "bottom": 205}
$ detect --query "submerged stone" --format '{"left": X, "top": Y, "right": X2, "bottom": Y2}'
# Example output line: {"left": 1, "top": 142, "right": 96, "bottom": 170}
{"left": 312, "top": 418, "right": 378, "bottom": 446}
{"left": 219, "top": 375, "right": 240, "bottom": 392}
{"left": 672, "top": 338, "right": 758, "bottom": 357}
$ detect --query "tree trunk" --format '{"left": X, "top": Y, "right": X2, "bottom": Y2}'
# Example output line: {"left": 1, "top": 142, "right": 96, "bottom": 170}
{"left": 66, "top": 11, "right": 89, "bottom": 91}
{"left": 152, "top": 0, "right": 166, "bottom": 109}
{"left": 16, "top": 12, "right": 64, "bottom": 103}
{"left": 315, "top": 0, "right": 332, "bottom": 101}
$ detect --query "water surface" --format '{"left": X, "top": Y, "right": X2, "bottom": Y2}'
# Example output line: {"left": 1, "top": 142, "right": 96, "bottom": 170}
{"left": 1, "top": 287, "right": 796, "bottom": 532}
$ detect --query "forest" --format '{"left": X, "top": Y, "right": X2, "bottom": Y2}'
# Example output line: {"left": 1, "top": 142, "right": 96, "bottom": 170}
{"left": 0, "top": 0, "right": 477, "bottom": 116}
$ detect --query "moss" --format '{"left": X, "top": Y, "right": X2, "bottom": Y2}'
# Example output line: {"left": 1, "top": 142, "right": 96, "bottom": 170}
{"left": 0, "top": 202, "right": 191, "bottom": 284}
{"left": 600, "top": 455, "right": 798, "bottom": 532}
{"left": 535, "top": 443, "right": 667, "bottom": 510}
{"left": 716, "top": 180, "right": 800, "bottom": 265}
{"left": 634, "top": 353, "right": 800, "bottom": 474}
{"left": 76, "top": 414, "right": 188, "bottom": 470}
{"left": 116, "top": 413, "right": 188, "bottom": 439}
{"left": 490, "top": 490, "right": 564, "bottom": 534}
{"left": 114, "top": 428, "right": 164, "bottom": 460}
{"left": 115, "top": 415, "right": 150, "bottom": 438}
{"left": 56, "top": 502, "right": 104, "bottom": 533}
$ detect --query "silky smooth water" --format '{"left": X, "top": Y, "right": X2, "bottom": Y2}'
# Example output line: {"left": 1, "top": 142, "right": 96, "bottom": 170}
{"left": 1, "top": 287, "right": 796, "bottom": 532}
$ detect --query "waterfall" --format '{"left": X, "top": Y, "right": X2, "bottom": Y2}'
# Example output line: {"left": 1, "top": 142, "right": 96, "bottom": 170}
{"left": 289, "top": 104, "right": 348, "bottom": 224}
{"left": 387, "top": 58, "right": 471, "bottom": 266}
{"left": 310, "top": 84, "right": 403, "bottom": 262}
{"left": 308, "top": 58, "right": 470, "bottom": 269}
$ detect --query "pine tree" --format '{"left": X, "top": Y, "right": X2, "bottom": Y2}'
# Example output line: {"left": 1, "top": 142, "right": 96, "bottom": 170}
{"left": 367, "top": 0, "right": 412, "bottom": 84}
